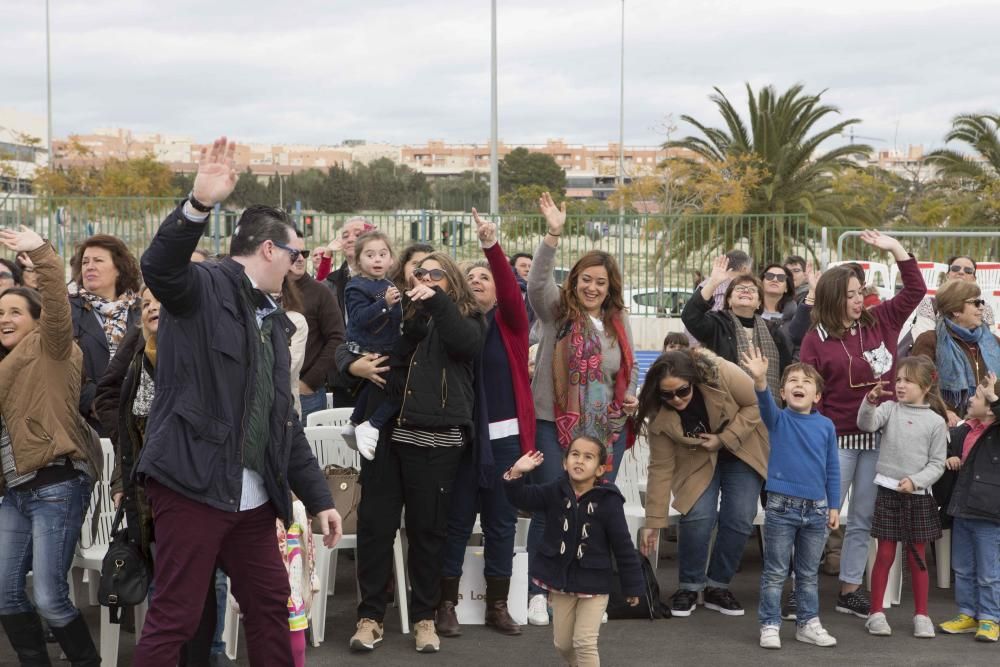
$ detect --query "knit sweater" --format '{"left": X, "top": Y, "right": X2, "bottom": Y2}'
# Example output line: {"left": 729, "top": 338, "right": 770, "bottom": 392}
{"left": 756, "top": 389, "right": 840, "bottom": 505}
{"left": 526, "top": 240, "right": 637, "bottom": 422}
{"left": 799, "top": 257, "right": 925, "bottom": 440}
{"left": 857, "top": 400, "right": 948, "bottom": 492}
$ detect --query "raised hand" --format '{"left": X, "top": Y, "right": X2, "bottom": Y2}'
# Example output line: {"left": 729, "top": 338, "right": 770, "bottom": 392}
{"left": 0, "top": 225, "right": 45, "bottom": 253}
{"left": 866, "top": 380, "right": 888, "bottom": 404}
{"left": 740, "top": 347, "right": 769, "bottom": 390}
{"left": 805, "top": 261, "right": 821, "bottom": 293}
{"left": 538, "top": 192, "right": 566, "bottom": 236}
{"left": 980, "top": 371, "right": 999, "bottom": 403}
{"left": 510, "top": 451, "right": 544, "bottom": 477}
{"left": 192, "top": 137, "right": 238, "bottom": 207}
{"left": 859, "top": 229, "right": 906, "bottom": 259}
{"left": 471, "top": 208, "right": 497, "bottom": 246}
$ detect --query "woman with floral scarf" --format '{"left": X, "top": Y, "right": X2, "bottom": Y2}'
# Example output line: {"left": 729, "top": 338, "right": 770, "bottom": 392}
{"left": 69, "top": 235, "right": 142, "bottom": 435}
{"left": 524, "top": 192, "right": 638, "bottom": 626}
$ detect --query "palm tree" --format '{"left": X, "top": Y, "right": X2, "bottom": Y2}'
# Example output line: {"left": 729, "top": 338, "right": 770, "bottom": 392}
{"left": 925, "top": 113, "right": 1000, "bottom": 181}
{"left": 663, "top": 83, "right": 872, "bottom": 266}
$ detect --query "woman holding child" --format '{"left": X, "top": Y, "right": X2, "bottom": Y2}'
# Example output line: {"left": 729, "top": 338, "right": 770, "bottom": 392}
{"left": 635, "top": 347, "right": 768, "bottom": 618}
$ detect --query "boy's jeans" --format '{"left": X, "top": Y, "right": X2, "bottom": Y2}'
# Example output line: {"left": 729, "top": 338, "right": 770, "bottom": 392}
{"left": 952, "top": 516, "right": 1000, "bottom": 623}
{"left": 758, "top": 492, "right": 828, "bottom": 627}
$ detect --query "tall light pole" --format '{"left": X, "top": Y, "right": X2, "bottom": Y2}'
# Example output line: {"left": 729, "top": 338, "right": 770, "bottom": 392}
{"left": 616, "top": 0, "right": 626, "bottom": 271}
{"left": 45, "top": 0, "right": 53, "bottom": 164}
{"left": 489, "top": 0, "right": 499, "bottom": 215}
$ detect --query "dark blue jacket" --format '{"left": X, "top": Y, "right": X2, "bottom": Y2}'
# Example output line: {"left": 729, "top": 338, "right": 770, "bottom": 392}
{"left": 136, "top": 204, "right": 333, "bottom": 524}
{"left": 344, "top": 275, "right": 402, "bottom": 355}
{"left": 504, "top": 474, "right": 645, "bottom": 596}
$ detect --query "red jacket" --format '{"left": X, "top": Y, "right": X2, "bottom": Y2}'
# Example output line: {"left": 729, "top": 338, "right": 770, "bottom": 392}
{"left": 483, "top": 242, "right": 536, "bottom": 453}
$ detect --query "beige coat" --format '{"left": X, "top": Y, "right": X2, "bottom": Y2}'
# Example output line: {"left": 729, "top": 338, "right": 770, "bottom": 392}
{"left": 0, "top": 244, "right": 101, "bottom": 490}
{"left": 643, "top": 349, "right": 768, "bottom": 528}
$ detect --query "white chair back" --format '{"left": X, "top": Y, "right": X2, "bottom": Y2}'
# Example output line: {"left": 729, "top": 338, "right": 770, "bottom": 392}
{"left": 304, "top": 425, "right": 359, "bottom": 469}
{"left": 615, "top": 439, "right": 648, "bottom": 507}
{"left": 889, "top": 261, "right": 947, "bottom": 293}
{"left": 79, "top": 438, "right": 117, "bottom": 550}
{"left": 306, "top": 407, "right": 354, "bottom": 428}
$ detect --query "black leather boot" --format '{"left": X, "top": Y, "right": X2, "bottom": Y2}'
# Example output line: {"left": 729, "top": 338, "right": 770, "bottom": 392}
{"left": 48, "top": 613, "right": 100, "bottom": 667}
{"left": 485, "top": 576, "right": 522, "bottom": 636}
{"left": 0, "top": 612, "right": 53, "bottom": 666}
{"left": 434, "top": 576, "right": 462, "bottom": 637}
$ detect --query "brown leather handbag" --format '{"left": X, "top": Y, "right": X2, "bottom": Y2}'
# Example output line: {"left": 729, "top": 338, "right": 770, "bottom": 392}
{"left": 313, "top": 465, "right": 361, "bottom": 535}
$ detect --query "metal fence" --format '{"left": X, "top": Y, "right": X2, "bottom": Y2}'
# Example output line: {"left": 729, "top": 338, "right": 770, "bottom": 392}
{"left": 3, "top": 195, "right": 1000, "bottom": 314}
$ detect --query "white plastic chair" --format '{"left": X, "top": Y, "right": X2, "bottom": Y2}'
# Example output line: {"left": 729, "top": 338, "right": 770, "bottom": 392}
{"left": 72, "top": 438, "right": 148, "bottom": 666}
{"left": 304, "top": 425, "right": 360, "bottom": 469}
{"left": 325, "top": 392, "right": 334, "bottom": 409}
{"left": 890, "top": 261, "right": 947, "bottom": 294}
{"left": 306, "top": 407, "right": 354, "bottom": 428}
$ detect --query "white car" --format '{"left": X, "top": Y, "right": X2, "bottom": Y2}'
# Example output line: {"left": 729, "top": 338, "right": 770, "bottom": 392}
{"left": 623, "top": 288, "right": 694, "bottom": 317}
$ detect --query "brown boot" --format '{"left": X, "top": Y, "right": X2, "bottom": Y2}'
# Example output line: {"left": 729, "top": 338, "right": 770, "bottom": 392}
{"left": 435, "top": 576, "right": 462, "bottom": 637}
{"left": 485, "top": 576, "right": 522, "bottom": 636}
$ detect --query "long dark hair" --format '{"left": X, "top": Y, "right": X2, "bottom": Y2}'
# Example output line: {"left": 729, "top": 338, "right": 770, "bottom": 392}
{"left": 759, "top": 263, "right": 795, "bottom": 314}
{"left": 810, "top": 265, "right": 875, "bottom": 338}
{"left": 633, "top": 350, "right": 706, "bottom": 436}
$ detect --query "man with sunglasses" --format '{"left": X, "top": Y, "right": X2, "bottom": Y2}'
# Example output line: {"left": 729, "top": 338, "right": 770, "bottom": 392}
{"left": 289, "top": 229, "right": 345, "bottom": 422}
{"left": 134, "top": 137, "right": 342, "bottom": 666}
{"left": 910, "top": 255, "right": 996, "bottom": 341}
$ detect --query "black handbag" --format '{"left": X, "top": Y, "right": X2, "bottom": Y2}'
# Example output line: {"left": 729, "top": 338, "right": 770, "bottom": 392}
{"left": 98, "top": 503, "right": 151, "bottom": 623}
{"left": 606, "top": 548, "right": 671, "bottom": 620}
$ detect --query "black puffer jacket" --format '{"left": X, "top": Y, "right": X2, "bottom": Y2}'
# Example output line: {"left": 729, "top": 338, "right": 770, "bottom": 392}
{"left": 946, "top": 398, "right": 1000, "bottom": 524}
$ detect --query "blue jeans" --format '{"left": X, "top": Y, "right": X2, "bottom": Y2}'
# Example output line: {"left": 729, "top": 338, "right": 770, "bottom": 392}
{"left": 0, "top": 475, "right": 93, "bottom": 627}
{"left": 527, "top": 420, "right": 564, "bottom": 595}
{"left": 952, "top": 516, "right": 1000, "bottom": 623}
{"left": 299, "top": 390, "right": 328, "bottom": 424}
{"left": 758, "top": 493, "right": 828, "bottom": 627}
{"left": 837, "top": 448, "right": 879, "bottom": 586}
{"left": 678, "top": 456, "right": 763, "bottom": 591}
{"left": 442, "top": 435, "right": 524, "bottom": 578}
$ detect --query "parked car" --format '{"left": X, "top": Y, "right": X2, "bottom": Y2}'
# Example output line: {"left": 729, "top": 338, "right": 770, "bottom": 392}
{"left": 623, "top": 287, "right": 694, "bottom": 317}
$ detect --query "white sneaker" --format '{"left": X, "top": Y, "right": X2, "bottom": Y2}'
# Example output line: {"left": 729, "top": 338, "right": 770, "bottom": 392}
{"left": 355, "top": 421, "right": 380, "bottom": 461}
{"left": 796, "top": 618, "right": 837, "bottom": 647}
{"left": 340, "top": 422, "right": 358, "bottom": 450}
{"left": 913, "top": 614, "right": 936, "bottom": 638}
{"left": 759, "top": 625, "right": 781, "bottom": 649}
{"left": 527, "top": 594, "right": 549, "bottom": 626}
{"left": 865, "top": 611, "right": 892, "bottom": 636}
{"left": 601, "top": 612, "right": 608, "bottom": 624}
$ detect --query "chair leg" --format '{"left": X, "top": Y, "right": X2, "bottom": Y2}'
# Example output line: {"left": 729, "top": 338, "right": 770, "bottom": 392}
{"left": 310, "top": 545, "right": 331, "bottom": 647}
{"left": 222, "top": 579, "right": 239, "bottom": 661}
{"left": 393, "top": 531, "right": 409, "bottom": 635}
{"left": 86, "top": 569, "right": 99, "bottom": 607}
{"left": 328, "top": 549, "right": 339, "bottom": 597}
{"left": 134, "top": 599, "right": 148, "bottom": 641}
{"left": 100, "top": 606, "right": 120, "bottom": 667}
{"left": 935, "top": 529, "right": 951, "bottom": 589}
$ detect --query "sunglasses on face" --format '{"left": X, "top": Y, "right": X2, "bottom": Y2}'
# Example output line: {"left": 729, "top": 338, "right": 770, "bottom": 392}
{"left": 659, "top": 384, "right": 693, "bottom": 402}
{"left": 271, "top": 241, "right": 301, "bottom": 263}
{"left": 413, "top": 268, "right": 446, "bottom": 281}
{"left": 966, "top": 298, "right": 987, "bottom": 308}
{"left": 298, "top": 249, "right": 310, "bottom": 260}
{"left": 762, "top": 272, "right": 786, "bottom": 282}
{"left": 950, "top": 264, "right": 975, "bottom": 275}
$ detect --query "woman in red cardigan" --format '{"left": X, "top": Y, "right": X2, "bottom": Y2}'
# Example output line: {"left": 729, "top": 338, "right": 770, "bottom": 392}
{"left": 435, "top": 209, "right": 536, "bottom": 639}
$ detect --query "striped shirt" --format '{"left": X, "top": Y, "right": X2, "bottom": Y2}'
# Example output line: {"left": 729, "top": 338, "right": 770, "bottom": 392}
{"left": 392, "top": 425, "right": 465, "bottom": 448}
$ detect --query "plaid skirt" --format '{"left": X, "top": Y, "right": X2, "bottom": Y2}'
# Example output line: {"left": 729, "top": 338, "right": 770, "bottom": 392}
{"left": 871, "top": 486, "right": 941, "bottom": 543}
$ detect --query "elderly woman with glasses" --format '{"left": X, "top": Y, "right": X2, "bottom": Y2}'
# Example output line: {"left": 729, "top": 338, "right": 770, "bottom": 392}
{"left": 634, "top": 348, "right": 768, "bottom": 618}
{"left": 798, "top": 230, "right": 926, "bottom": 620}
{"left": 910, "top": 255, "right": 996, "bottom": 340}
{"left": 911, "top": 279, "right": 1000, "bottom": 423}
{"left": 681, "top": 255, "right": 793, "bottom": 400}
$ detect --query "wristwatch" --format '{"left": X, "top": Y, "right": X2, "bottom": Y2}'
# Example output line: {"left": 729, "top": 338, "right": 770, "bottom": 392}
{"left": 188, "top": 192, "right": 214, "bottom": 213}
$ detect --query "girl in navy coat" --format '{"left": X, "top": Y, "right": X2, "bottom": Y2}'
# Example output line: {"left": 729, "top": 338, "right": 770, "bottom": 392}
{"left": 504, "top": 435, "right": 643, "bottom": 666}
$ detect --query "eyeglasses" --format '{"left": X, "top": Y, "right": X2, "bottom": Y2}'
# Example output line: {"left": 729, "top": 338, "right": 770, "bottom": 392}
{"left": 732, "top": 285, "right": 757, "bottom": 295}
{"left": 659, "top": 384, "right": 693, "bottom": 402}
{"left": 762, "top": 272, "right": 786, "bottom": 282}
{"left": 966, "top": 298, "right": 987, "bottom": 308}
{"left": 949, "top": 264, "right": 976, "bottom": 276}
{"left": 299, "top": 249, "right": 311, "bottom": 260}
{"left": 840, "top": 339, "right": 881, "bottom": 389}
{"left": 271, "top": 241, "right": 301, "bottom": 263}
{"left": 413, "top": 268, "right": 446, "bottom": 281}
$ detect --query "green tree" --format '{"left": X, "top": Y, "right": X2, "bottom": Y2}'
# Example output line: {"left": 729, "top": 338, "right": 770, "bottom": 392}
{"left": 499, "top": 147, "right": 566, "bottom": 196}
{"left": 229, "top": 169, "right": 270, "bottom": 208}
{"left": 665, "top": 83, "right": 872, "bottom": 264}
{"left": 923, "top": 113, "right": 1000, "bottom": 230}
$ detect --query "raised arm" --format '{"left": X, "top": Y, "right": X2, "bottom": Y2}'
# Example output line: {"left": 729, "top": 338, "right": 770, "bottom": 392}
{"left": 860, "top": 230, "right": 926, "bottom": 331}
{"left": 475, "top": 209, "right": 530, "bottom": 335}
{"left": 0, "top": 229, "right": 72, "bottom": 360}
{"left": 715, "top": 359, "right": 764, "bottom": 453}
{"left": 526, "top": 192, "right": 565, "bottom": 323}
{"left": 141, "top": 137, "right": 238, "bottom": 317}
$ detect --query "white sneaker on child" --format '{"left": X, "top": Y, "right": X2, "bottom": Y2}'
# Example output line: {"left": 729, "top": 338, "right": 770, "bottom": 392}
{"left": 795, "top": 618, "right": 837, "bottom": 647}
{"left": 355, "top": 421, "right": 379, "bottom": 461}
{"left": 913, "top": 614, "right": 936, "bottom": 638}
{"left": 759, "top": 625, "right": 781, "bottom": 649}
{"left": 865, "top": 612, "right": 892, "bottom": 636}
{"left": 527, "top": 594, "right": 550, "bottom": 626}
{"left": 340, "top": 422, "right": 358, "bottom": 450}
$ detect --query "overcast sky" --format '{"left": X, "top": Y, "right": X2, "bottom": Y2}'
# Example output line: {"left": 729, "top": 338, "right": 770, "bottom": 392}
{"left": 4, "top": 0, "right": 998, "bottom": 152}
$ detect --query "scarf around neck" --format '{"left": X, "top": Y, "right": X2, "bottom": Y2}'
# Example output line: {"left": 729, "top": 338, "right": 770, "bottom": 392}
{"left": 553, "top": 314, "right": 635, "bottom": 457}
{"left": 80, "top": 288, "right": 138, "bottom": 357}
{"left": 936, "top": 317, "right": 1000, "bottom": 411}
{"left": 728, "top": 311, "right": 781, "bottom": 401}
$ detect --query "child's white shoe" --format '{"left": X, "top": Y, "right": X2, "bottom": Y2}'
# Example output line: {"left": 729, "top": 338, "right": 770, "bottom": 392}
{"left": 796, "top": 618, "right": 836, "bottom": 646}
{"left": 913, "top": 614, "right": 936, "bottom": 638}
{"left": 527, "top": 594, "right": 549, "bottom": 626}
{"left": 759, "top": 625, "right": 781, "bottom": 649}
{"left": 865, "top": 612, "right": 892, "bottom": 636}
{"left": 355, "top": 421, "right": 379, "bottom": 461}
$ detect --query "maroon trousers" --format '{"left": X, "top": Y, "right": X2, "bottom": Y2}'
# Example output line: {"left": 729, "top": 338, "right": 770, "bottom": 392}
{"left": 134, "top": 479, "right": 292, "bottom": 667}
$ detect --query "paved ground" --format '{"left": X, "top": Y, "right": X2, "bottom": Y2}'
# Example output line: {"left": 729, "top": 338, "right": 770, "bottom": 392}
{"left": 5, "top": 536, "right": 996, "bottom": 666}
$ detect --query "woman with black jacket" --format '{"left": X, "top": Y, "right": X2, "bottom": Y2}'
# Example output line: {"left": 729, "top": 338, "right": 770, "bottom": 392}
{"left": 682, "top": 255, "right": 792, "bottom": 399}
{"left": 349, "top": 252, "right": 486, "bottom": 655}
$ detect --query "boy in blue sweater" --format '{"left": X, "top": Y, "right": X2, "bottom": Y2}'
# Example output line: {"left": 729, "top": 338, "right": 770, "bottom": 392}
{"left": 741, "top": 347, "right": 840, "bottom": 650}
